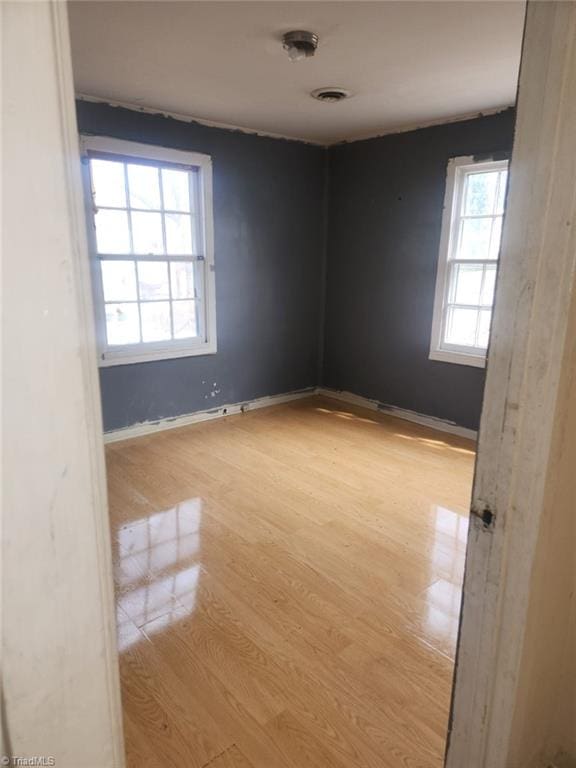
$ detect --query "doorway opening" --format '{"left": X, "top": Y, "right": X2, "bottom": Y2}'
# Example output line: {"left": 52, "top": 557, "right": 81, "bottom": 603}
{"left": 68, "top": 2, "right": 524, "bottom": 765}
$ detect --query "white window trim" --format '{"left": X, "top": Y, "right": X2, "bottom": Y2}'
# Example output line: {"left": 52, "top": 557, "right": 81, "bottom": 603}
{"left": 429, "top": 155, "right": 508, "bottom": 369}
{"left": 80, "top": 135, "right": 217, "bottom": 366}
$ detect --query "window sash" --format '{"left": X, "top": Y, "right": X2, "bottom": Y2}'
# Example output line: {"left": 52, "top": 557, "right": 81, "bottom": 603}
{"left": 96, "top": 253, "right": 204, "bottom": 262}
{"left": 446, "top": 262, "right": 497, "bottom": 308}
{"left": 88, "top": 154, "right": 203, "bottom": 259}
{"left": 99, "top": 256, "right": 206, "bottom": 348}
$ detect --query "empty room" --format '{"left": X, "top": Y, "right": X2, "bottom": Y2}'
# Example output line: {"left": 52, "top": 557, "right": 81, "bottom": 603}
{"left": 6, "top": 2, "right": 576, "bottom": 768}
{"left": 71, "top": 2, "right": 522, "bottom": 766}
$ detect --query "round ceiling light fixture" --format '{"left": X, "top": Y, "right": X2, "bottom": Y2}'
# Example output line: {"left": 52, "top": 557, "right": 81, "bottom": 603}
{"left": 310, "top": 87, "right": 352, "bottom": 103}
{"left": 282, "top": 30, "right": 319, "bottom": 62}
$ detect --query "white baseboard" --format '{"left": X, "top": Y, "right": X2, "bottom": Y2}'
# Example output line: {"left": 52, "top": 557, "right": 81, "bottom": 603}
{"left": 104, "top": 385, "right": 478, "bottom": 444}
{"left": 316, "top": 387, "right": 478, "bottom": 441}
{"left": 103, "top": 388, "right": 316, "bottom": 443}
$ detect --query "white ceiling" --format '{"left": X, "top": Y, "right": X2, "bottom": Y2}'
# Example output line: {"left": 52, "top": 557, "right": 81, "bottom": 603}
{"left": 69, "top": 1, "right": 525, "bottom": 145}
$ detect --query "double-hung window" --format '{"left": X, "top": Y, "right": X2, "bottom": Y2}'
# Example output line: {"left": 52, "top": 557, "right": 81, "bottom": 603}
{"left": 80, "top": 137, "right": 216, "bottom": 366}
{"left": 430, "top": 155, "right": 509, "bottom": 367}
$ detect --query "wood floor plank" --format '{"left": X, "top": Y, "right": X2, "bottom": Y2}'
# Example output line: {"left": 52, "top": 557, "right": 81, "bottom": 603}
{"left": 203, "top": 745, "right": 256, "bottom": 768}
{"left": 122, "top": 710, "right": 167, "bottom": 768}
{"left": 107, "top": 395, "right": 474, "bottom": 767}
{"left": 190, "top": 562, "right": 447, "bottom": 765}
{"left": 119, "top": 635, "right": 230, "bottom": 768}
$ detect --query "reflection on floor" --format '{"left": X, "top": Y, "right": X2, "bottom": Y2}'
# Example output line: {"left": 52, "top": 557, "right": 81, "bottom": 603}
{"left": 106, "top": 395, "right": 474, "bottom": 768}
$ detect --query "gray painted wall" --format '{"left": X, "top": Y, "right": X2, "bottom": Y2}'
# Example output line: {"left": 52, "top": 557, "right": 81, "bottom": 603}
{"left": 323, "top": 110, "right": 516, "bottom": 431}
{"left": 77, "top": 102, "right": 515, "bottom": 433}
{"left": 76, "top": 101, "right": 326, "bottom": 431}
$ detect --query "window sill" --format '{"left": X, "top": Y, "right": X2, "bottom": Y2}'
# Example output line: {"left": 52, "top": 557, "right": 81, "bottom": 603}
{"left": 429, "top": 348, "right": 486, "bottom": 369}
{"left": 99, "top": 340, "right": 217, "bottom": 367}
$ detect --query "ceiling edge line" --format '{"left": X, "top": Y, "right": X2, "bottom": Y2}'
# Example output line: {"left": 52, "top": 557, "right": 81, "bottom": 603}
{"left": 75, "top": 93, "right": 325, "bottom": 146}
{"left": 328, "top": 104, "right": 516, "bottom": 146}
{"left": 75, "top": 93, "right": 515, "bottom": 148}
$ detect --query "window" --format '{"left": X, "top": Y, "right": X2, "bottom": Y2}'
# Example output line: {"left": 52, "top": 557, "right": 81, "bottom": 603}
{"left": 80, "top": 137, "right": 216, "bottom": 366}
{"left": 430, "top": 156, "right": 508, "bottom": 368}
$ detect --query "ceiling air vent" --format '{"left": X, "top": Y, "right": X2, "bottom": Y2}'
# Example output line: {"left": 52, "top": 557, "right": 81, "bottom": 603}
{"left": 311, "top": 87, "right": 352, "bottom": 103}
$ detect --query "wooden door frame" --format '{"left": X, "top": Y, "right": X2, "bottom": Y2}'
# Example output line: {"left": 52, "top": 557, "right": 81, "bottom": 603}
{"left": 51, "top": 6, "right": 126, "bottom": 762}
{"left": 2, "top": 1, "right": 124, "bottom": 764}
{"left": 446, "top": 2, "right": 576, "bottom": 766}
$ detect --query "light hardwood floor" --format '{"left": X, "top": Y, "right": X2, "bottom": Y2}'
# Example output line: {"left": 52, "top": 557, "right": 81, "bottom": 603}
{"left": 106, "top": 395, "right": 475, "bottom": 768}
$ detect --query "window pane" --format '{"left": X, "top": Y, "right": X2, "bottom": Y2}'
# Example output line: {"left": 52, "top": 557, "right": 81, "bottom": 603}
{"left": 189, "top": 170, "right": 199, "bottom": 214}
{"left": 127, "top": 164, "right": 161, "bottom": 210}
{"left": 172, "top": 300, "right": 198, "bottom": 339}
{"left": 464, "top": 171, "right": 499, "bottom": 216}
{"left": 95, "top": 209, "right": 130, "bottom": 254}
{"left": 137, "top": 261, "right": 169, "bottom": 300}
{"left": 162, "top": 169, "right": 190, "bottom": 212}
{"left": 91, "top": 159, "right": 126, "bottom": 208}
{"left": 170, "top": 262, "right": 196, "bottom": 299}
{"left": 481, "top": 264, "right": 497, "bottom": 306}
{"left": 101, "top": 260, "right": 137, "bottom": 302}
{"left": 141, "top": 301, "right": 171, "bottom": 342}
{"left": 165, "top": 213, "right": 194, "bottom": 255}
{"left": 105, "top": 303, "right": 140, "bottom": 345}
{"left": 458, "top": 218, "right": 492, "bottom": 260}
{"left": 131, "top": 212, "right": 164, "bottom": 255}
{"left": 496, "top": 170, "right": 508, "bottom": 214}
{"left": 489, "top": 217, "right": 503, "bottom": 260}
{"left": 452, "top": 263, "right": 483, "bottom": 305}
{"left": 444, "top": 307, "right": 478, "bottom": 347}
{"left": 477, "top": 309, "right": 492, "bottom": 348}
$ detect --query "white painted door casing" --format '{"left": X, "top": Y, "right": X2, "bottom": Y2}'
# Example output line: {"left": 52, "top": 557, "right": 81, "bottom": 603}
{"left": 2, "top": 2, "right": 124, "bottom": 765}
